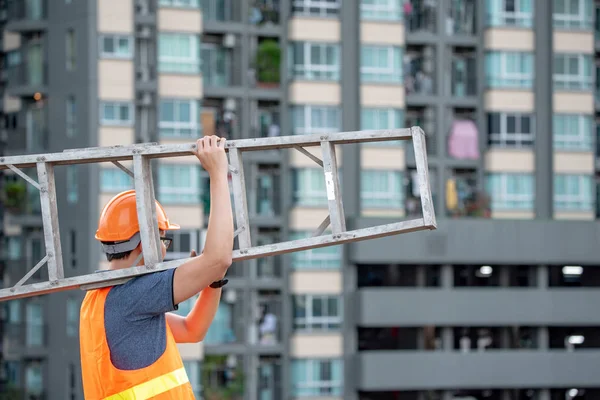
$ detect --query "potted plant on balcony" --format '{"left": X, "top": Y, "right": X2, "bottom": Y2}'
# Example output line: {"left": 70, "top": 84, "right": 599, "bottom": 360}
{"left": 255, "top": 39, "right": 280, "bottom": 89}
{"left": 2, "top": 180, "right": 27, "bottom": 214}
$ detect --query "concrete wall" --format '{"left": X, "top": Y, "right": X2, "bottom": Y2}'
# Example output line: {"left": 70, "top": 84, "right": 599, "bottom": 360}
{"left": 348, "top": 218, "right": 600, "bottom": 264}
{"left": 357, "top": 350, "right": 600, "bottom": 390}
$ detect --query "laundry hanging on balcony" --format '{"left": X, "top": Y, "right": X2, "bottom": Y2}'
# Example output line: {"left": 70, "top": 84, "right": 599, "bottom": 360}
{"left": 448, "top": 119, "right": 479, "bottom": 160}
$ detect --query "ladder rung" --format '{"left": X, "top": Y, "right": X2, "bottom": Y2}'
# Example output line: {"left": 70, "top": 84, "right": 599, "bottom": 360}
{"left": 229, "top": 148, "right": 251, "bottom": 249}
{"left": 410, "top": 127, "right": 436, "bottom": 228}
{"left": 133, "top": 155, "right": 162, "bottom": 266}
{"left": 321, "top": 142, "right": 345, "bottom": 235}
{"left": 36, "top": 162, "right": 64, "bottom": 282}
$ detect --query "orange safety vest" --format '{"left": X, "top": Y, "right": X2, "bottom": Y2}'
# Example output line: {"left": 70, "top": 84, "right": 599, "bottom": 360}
{"left": 79, "top": 287, "right": 197, "bottom": 400}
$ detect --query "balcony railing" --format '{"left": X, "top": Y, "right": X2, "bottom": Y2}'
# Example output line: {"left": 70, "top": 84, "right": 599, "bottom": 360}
{"left": 6, "top": 61, "right": 48, "bottom": 93}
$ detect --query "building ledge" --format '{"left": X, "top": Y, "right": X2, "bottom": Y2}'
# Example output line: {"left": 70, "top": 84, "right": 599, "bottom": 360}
{"left": 347, "top": 217, "right": 600, "bottom": 264}
{"left": 357, "top": 350, "right": 600, "bottom": 390}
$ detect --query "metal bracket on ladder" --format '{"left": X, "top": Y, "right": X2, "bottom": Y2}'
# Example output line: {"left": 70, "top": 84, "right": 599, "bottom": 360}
{"left": 0, "top": 127, "right": 436, "bottom": 301}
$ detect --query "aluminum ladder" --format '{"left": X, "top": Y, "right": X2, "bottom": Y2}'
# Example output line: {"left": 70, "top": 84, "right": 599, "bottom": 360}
{"left": 0, "top": 127, "right": 436, "bottom": 301}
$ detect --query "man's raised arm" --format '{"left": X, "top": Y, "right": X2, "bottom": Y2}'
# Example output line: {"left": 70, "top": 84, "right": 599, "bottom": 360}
{"left": 172, "top": 135, "right": 234, "bottom": 305}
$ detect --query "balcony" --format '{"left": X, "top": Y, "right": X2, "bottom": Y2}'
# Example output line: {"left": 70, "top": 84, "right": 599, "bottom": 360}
{"left": 3, "top": 322, "right": 48, "bottom": 357}
{"left": 258, "top": 357, "right": 282, "bottom": 400}
{"left": 445, "top": 169, "right": 487, "bottom": 218}
{"left": 5, "top": 0, "right": 47, "bottom": 32}
{"left": 201, "top": 355, "right": 244, "bottom": 400}
{"left": 405, "top": 0, "right": 437, "bottom": 40}
{"left": 201, "top": 41, "right": 234, "bottom": 95}
{"left": 245, "top": 38, "right": 282, "bottom": 101}
{"left": 250, "top": 166, "right": 282, "bottom": 225}
{"left": 449, "top": 50, "right": 477, "bottom": 102}
{"left": 446, "top": 0, "right": 476, "bottom": 37}
{"left": 6, "top": 61, "right": 48, "bottom": 97}
{"left": 357, "top": 350, "right": 600, "bottom": 391}
{"left": 404, "top": 45, "right": 436, "bottom": 102}
{"left": 404, "top": 106, "right": 436, "bottom": 166}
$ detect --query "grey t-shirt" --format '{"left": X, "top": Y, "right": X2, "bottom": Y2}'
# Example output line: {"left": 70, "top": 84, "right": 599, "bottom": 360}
{"left": 104, "top": 269, "right": 179, "bottom": 370}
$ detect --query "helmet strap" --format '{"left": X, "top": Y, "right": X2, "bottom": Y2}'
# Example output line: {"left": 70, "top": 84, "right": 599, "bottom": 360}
{"left": 101, "top": 232, "right": 141, "bottom": 255}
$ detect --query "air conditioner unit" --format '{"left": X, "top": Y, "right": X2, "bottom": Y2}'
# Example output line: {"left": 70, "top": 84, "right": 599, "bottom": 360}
{"left": 224, "top": 98, "right": 236, "bottom": 111}
{"left": 222, "top": 33, "right": 236, "bottom": 48}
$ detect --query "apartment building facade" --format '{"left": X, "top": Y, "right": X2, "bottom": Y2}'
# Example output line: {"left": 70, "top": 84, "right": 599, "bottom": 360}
{"left": 1, "top": 0, "right": 600, "bottom": 399}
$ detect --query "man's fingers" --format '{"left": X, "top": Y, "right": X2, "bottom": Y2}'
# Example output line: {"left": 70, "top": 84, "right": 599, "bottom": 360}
{"left": 219, "top": 137, "right": 226, "bottom": 149}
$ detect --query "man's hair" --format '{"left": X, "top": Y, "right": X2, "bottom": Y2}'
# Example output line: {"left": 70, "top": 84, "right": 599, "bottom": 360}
{"left": 101, "top": 242, "right": 132, "bottom": 262}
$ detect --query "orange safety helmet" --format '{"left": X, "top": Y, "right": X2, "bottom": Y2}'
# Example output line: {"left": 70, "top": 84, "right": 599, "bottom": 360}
{"left": 95, "top": 190, "right": 180, "bottom": 243}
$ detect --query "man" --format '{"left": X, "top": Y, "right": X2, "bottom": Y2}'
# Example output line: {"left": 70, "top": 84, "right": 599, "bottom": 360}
{"left": 79, "top": 135, "right": 234, "bottom": 399}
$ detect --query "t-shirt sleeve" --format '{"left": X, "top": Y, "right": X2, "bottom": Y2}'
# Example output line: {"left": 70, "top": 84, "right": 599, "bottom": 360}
{"left": 110, "top": 269, "right": 179, "bottom": 317}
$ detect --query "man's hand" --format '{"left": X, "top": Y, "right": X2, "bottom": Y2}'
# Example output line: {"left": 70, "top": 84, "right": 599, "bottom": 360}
{"left": 193, "top": 135, "right": 228, "bottom": 177}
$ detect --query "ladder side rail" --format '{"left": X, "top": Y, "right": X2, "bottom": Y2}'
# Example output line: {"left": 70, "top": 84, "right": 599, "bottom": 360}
{"left": 411, "top": 127, "right": 437, "bottom": 228}
{"left": 0, "top": 217, "right": 432, "bottom": 301}
{"left": 133, "top": 154, "right": 162, "bottom": 266}
{"left": 320, "top": 141, "right": 346, "bottom": 235}
{"left": 0, "top": 129, "right": 414, "bottom": 169}
{"left": 37, "top": 162, "right": 65, "bottom": 281}
{"left": 228, "top": 147, "right": 252, "bottom": 249}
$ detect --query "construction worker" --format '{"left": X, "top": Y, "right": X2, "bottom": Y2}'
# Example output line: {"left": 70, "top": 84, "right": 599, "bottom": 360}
{"left": 79, "top": 135, "right": 234, "bottom": 399}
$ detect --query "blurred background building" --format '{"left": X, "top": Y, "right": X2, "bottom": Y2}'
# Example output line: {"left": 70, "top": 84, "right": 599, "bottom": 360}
{"left": 0, "top": 0, "right": 599, "bottom": 399}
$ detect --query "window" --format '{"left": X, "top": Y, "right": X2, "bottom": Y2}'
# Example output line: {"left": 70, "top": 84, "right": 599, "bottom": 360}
{"left": 66, "top": 297, "right": 78, "bottom": 337}
{"left": 361, "top": 170, "right": 403, "bottom": 209}
{"left": 553, "top": 53, "right": 593, "bottom": 91}
{"left": 101, "top": 168, "right": 133, "bottom": 192}
{"left": 553, "top": 0, "right": 593, "bottom": 29}
{"left": 201, "top": 0, "right": 231, "bottom": 21}
{"left": 158, "top": 164, "right": 202, "bottom": 204}
{"left": 66, "top": 28, "right": 76, "bottom": 70}
{"left": 292, "top": 168, "right": 327, "bottom": 206}
{"left": 291, "top": 359, "right": 343, "bottom": 397}
{"left": 6, "top": 361, "right": 20, "bottom": 386}
{"left": 553, "top": 114, "right": 593, "bottom": 151}
{"left": 291, "top": 105, "right": 340, "bottom": 135}
{"left": 485, "top": 51, "right": 533, "bottom": 88}
{"left": 159, "top": 99, "right": 201, "bottom": 138}
{"left": 554, "top": 174, "right": 593, "bottom": 211}
{"left": 25, "top": 302, "right": 43, "bottom": 347}
{"left": 289, "top": 231, "right": 342, "bottom": 269}
{"left": 158, "top": 33, "right": 201, "bottom": 74}
{"left": 160, "top": 0, "right": 200, "bottom": 7}
{"left": 100, "top": 102, "right": 133, "bottom": 126}
{"left": 293, "top": 295, "right": 342, "bottom": 331}
{"left": 164, "top": 229, "right": 200, "bottom": 260}
{"left": 487, "top": 112, "right": 534, "bottom": 148}
{"left": 289, "top": 42, "right": 340, "bottom": 81}
{"left": 361, "top": 0, "right": 402, "bottom": 21}
{"left": 486, "top": 173, "right": 534, "bottom": 210}
{"left": 67, "top": 166, "right": 78, "bottom": 204}
{"left": 6, "top": 236, "right": 21, "bottom": 260}
{"left": 361, "top": 108, "right": 404, "bottom": 146}
{"left": 201, "top": 43, "right": 231, "bottom": 86}
{"left": 100, "top": 34, "right": 133, "bottom": 59}
{"left": 70, "top": 229, "right": 77, "bottom": 268}
{"left": 361, "top": 45, "right": 402, "bottom": 83}
{"left": 486, "top": 0, "right": 533, "bottom": 27}
{"left": 25, "top": 362, "right": 43, "bottom": 397}
{"left": 66, "top": 96, "right": 76, "bottom": 137}
{"left": 292, "top": 0, "right": 340, "bottom": 17}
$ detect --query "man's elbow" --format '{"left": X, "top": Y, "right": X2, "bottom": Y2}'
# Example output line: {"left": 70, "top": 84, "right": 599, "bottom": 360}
{"left": 216, "top": 254, "right": 232, "bottom": 271}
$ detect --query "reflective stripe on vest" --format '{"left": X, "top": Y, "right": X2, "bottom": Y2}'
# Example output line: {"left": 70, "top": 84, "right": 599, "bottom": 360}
{"left": 103, "top": 367, "right": 190, "bottom": 400}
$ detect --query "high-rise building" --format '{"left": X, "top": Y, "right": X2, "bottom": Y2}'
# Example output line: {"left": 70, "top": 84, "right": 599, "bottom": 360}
{"left": 1, "top": 0, "right": 600, "bottom": 399}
